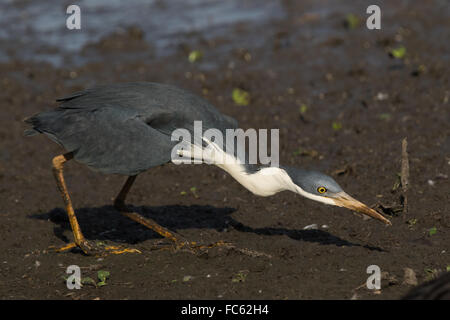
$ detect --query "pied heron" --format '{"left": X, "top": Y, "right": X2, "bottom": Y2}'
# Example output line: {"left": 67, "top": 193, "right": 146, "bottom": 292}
{"left": 25, "top": 82, "right": 391, "bottom": 255}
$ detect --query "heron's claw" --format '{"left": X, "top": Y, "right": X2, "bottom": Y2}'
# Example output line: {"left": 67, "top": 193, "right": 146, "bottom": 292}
{"left": 51, "top": 240, "right": 141, "bottom": 256}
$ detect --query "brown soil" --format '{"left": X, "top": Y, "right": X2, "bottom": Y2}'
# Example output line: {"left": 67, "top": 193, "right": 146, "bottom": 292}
{"left": 0, "top": 0, "right": 448, "bottom": 299}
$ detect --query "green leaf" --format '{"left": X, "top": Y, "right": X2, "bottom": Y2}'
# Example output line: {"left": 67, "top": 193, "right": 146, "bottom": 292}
{"left": 390, "top": 46, "right": 406, "bottom": 59}
{"left": 188, "top": 50, "right": 203, "bottom": 63}
{"left": 97, "top": 270, "right": 110, "bottom": 286}
{"left": 232, "top": 88, "right": 250, "bottom": 106}
{"left": 232, "top": 271, "right": 248, "bottom": 283}
{"left": 332, "top": 121, "right": 342, "bottom": 131}
{"left": 180, "top": 191, "right": 187, "bottom": 196}
{"left": 344, "top": 14, "right": 360, "bottom": 29}
{"left": 299, "top": 104, "right": 308, "bottom": 114}
{"left": 428, "top": 227, "right": 437, "bottom": 236}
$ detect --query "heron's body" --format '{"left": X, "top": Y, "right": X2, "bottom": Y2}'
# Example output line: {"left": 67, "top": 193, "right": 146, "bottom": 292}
{"left": 25, "top": 82, "right": 390, "bottom": 256}
{"left": 26, "top": 82, "right": 237, "bottom": 175}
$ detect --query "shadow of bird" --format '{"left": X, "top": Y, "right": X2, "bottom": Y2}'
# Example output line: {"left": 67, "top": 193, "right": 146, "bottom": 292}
{"left": 30, "top": 205, "right": 383, "bottom": 252}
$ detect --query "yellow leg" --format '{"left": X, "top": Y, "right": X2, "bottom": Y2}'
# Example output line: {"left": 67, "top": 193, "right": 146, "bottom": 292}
{"left": 114, "top": 176, "right": 192, "bottom": 248}
{"left": 52, "top": 153, "right": 89, "bottom": 251}
{"left": 114, "top": 176, "right": 230, "bottom": 253}
{"left": 52, "top": 153, "right": 139, "bottom": 256}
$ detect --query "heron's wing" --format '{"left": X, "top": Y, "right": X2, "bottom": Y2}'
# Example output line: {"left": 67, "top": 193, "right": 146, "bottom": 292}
{"left": 56, "top": 82, "right": 239, "bottom": 134}
{"left": 25, "top": 82, "right": 238, "bottom": 175}
{"left": 26, "top": 105, "right": 175, "bottom": 175}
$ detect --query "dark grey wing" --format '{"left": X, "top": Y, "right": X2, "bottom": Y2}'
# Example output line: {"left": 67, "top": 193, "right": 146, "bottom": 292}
{"left": 55, "top": 82, "right": 238, "bottom": 134}
{"left": 25, "top": 105, "right": 176, "bottom": 175}
{"left": 24, "top": 82, "right": 238, "bottom": 175}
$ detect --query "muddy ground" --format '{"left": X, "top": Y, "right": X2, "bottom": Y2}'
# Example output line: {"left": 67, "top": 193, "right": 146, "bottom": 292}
{"left": 0, "top": 0, "right": 449, "bottom": 299}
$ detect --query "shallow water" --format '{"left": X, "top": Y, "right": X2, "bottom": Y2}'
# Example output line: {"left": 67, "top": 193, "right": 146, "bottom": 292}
{"left": 0, "top": 0, "right": 285, "bottom": 66}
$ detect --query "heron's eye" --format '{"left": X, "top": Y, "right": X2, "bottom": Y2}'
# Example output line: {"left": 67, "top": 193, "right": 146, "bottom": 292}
{"left": 317, "top": 186, "right": 327, "bottom": 194}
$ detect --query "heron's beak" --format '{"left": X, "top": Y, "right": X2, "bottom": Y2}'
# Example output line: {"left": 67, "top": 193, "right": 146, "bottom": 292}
{"left": 332, "top": 192, "right": 392, "bottom": 225}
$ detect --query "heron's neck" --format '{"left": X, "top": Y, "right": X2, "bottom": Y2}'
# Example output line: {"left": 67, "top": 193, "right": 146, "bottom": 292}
{"left": 216, "top": 162, "right": 296, "bottom": 197}
{"left": 195, "top": 138, "right": 296, "bottom": 196}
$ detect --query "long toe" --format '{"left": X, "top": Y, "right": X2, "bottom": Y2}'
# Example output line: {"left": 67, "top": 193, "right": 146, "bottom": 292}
{"left": 52, "top": 240, "right": 141, "bottom": 256}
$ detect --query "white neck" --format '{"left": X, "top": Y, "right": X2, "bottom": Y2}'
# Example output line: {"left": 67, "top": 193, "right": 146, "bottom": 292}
{"left": 178, "top": 138, "right": 336, "bottom": 205}
{"left": 216, "top": 163, "right": 296, "bottom": 197}
{"left": 216, "top": 162, "right": 336, "bottom": 206}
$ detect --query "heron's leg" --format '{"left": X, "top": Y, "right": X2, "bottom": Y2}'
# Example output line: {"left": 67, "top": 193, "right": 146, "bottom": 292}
{"left": 114, "top": 175, "right": 192, "bottom": 248}
{"left": 52, "top": 153, "right": 90, "bottom": 253}
{"left": 114, "top": 176, "right": 230, "bottom": 252}
{"left": 52, "top": 153, "right": 140, "bottom": 256}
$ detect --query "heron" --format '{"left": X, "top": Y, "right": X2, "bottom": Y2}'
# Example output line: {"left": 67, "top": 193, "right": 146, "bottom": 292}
{"left": 24, "top": 82, "right": 391, "bottom": 255}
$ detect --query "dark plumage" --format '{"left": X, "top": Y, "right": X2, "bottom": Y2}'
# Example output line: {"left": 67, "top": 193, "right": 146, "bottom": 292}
{"left": 25, "top": 82, "right": 238, "bottom": 175}
{"left": 24, "top": 81, "right": 391, "bottom": 256}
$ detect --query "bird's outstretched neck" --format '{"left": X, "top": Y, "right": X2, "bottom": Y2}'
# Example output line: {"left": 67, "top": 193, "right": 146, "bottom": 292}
{"left": 216, "top": 163, "right": 295, "bottom": 197}
{"left": 176, "top": 138, "right": 294, "bottom": 197}
{"left": 176, "top": 137, "right": 392, "bottom": 225}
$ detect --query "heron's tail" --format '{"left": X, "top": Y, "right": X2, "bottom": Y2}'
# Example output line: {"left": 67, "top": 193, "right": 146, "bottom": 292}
{"left": 23, "top": 110, "right": 63, "bottom": 147}
{"left": 23, "top": 115, "right": 42, "bottom": 136}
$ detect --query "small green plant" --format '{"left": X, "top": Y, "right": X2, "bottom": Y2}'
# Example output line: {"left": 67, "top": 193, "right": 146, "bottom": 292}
{"left": 390, "top": 46, "right": 406, "bottom": 59}
{"left": 188, "top": 50, "right": 203, "bottom": 63}
{"left": 232, "top": 270, "right": 248, "bottom": 283}
{"left": 232, "top": 88, "right": 250, "bottom": 106}
{"left": 428, "top": 227, "right": 437, "bottom": 236}
{"left": 332, "top": 121, "right": 342, "bottom": 131}
{"left": 299, "top": 104, "right": 308, "bottom": 114}
{"left": 190, "top": 187, "right": 199, "bottom": 198}
{"left": 97, "top": 270, "right": 110, "bottom": 287}
{"left": 344, "top": 14, "right": 360, "bottom": 29}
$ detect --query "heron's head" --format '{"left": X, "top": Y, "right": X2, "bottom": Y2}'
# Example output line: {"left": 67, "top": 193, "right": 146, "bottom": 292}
{"left": 283, "top": 167, "right": 391, "bottom": 225}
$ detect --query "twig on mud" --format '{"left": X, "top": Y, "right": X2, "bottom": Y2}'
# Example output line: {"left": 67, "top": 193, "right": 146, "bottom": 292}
{"left": 401, "top": 137, "right": 409, "bottom": 217}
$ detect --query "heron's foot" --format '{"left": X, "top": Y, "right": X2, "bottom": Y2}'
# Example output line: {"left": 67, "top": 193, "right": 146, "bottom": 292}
{"left": 51, "top": 240, "right": 141, "bottom": 256}
{"left": 114, "top": 201, "right": 231, "bottom": 254}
